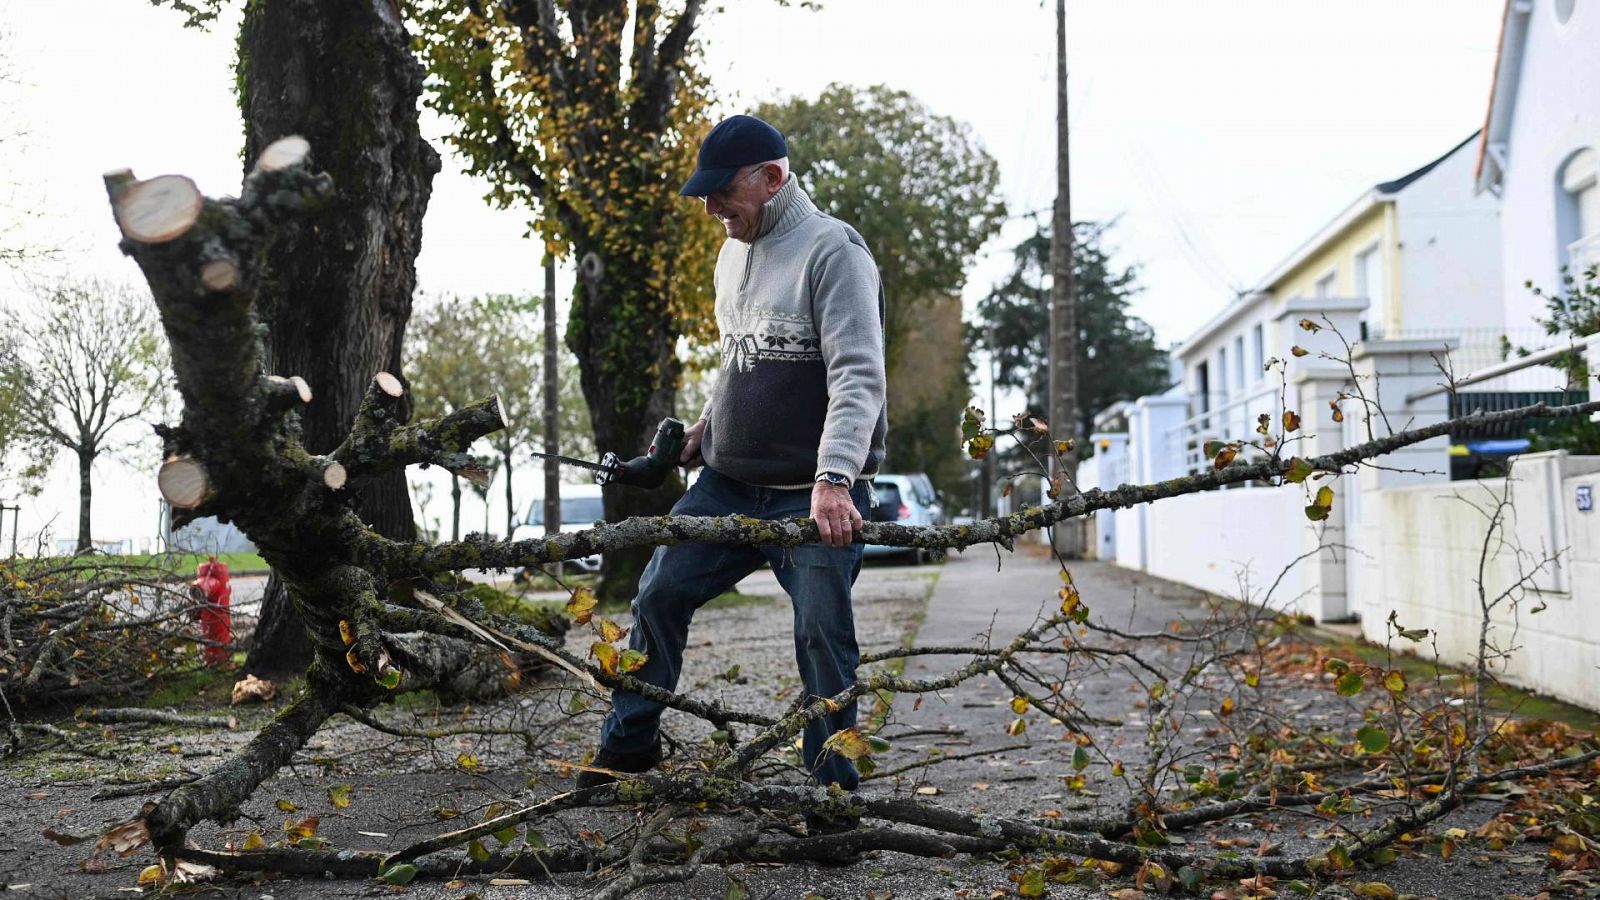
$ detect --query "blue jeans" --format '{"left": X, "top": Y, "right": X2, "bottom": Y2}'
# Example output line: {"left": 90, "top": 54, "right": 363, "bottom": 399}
{"left": 600, "top": 467, "right": 870, "bottom": 790}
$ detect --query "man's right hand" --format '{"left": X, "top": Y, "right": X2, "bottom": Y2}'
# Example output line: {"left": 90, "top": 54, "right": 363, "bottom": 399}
{"left": 680, "top": 418, "right": 707, "bottom": 467}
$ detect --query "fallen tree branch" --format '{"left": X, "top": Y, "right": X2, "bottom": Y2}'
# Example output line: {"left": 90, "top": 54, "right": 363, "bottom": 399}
{"left": 80, "top": 708, "right": 237, "bottom": 730}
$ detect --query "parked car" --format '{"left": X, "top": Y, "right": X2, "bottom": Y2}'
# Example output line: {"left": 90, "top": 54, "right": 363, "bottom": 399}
{"left": 864, "top": 472, "right": 945, "bottom": 564}
{"left": 510, "top": 484, "right": 607, "bottom": 574}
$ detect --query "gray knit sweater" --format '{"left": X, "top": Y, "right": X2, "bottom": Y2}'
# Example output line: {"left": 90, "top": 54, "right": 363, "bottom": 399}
{"left": 699, "top": 177, "right": 888, "bottom": 487}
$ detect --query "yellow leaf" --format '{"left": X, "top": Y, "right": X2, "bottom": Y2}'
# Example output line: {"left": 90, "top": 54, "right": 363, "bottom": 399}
{"left": 1291, "top": 345, "right": 1309, "bottom": 357}
{"left": 338, "top": 620, "right": 356, "bottom": 646}
{"left": 327, "top": 784, "right": 353, "bottom": 810}
{"left": 592, "top": 642, "right": 619, "bottom": 677}
{"left": 597, "top": 618, "right": 626, "bottom": 643}
{"left": 456, "top": 752, "right": 483, "bottom": 771}
{"left": 137, "top": 864, "right": 164, "bottom": 886}
{"left": 619, "top": 649, "right": 647, "bottom": 673}
{"left": 1220, "top": 696, "right": 1235, "bottom": 716}
{"left": 283, "top": 816, "right": 319, "bottom": 841}
{"left": 821, "top": 727, "right": 874, "bottom": 760}
{"left": 566, "top": 586, "right": 598, "bottom": 625}
{"left": 1059, "top": 585, "right": 1081, "bottom": 616}
{"left": 1283, "top": 410, "right": 1302, "bottom": 432}
{"left": 275, "top": 798, "right": 297, "bottom": 813}
{"left": 1010, "top": 696, "right": 1030, "bottom": 715}
{"left": 242, "top": 831, "right": 265, "bottom": 850}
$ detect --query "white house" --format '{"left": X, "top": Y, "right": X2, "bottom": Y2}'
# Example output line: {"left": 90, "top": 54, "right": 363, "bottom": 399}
{"left": 1166, "top": 133, "right": 1504, "bottom": 479}
{"left": 1476, "top": 0, "right": 1600, "bottom": 319}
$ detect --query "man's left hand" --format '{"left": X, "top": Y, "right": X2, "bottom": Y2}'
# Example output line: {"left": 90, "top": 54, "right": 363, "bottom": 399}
{"left": 812, "top": 480, "right": 862, "bottom": 548}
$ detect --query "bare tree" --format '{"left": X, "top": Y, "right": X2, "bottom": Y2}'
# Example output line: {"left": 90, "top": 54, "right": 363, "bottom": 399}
{"left": 2, "top": 280, "right": 166, "bottom": 551}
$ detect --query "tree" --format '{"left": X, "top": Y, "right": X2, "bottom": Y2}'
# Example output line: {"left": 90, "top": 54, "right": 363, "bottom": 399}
{"left": 410, "top": 0, "right": 724, "bottom": 603}
{"left": 754, "top": 84, "right": 1006, "bottom": 498}
{"left": 2, "top": 281, "right": 166, "bottom": 551}
{"left": 408, "top": 294, "right": 594, "bottom": 538}
{"left": 0, "top": 335, "right": 50, "bottom": 498}
{"left": 148, "top": 0, "right": 444, "bottom": 676}
{"left": 971, "top": 223, "right": 1170, "bottom": 443}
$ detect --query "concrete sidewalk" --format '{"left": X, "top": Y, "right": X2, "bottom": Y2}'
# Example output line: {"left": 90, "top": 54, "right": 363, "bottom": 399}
{"left": 906, "top": 545, "right": 1213, "bottom": 674}
{"left": 882, "top": 548, "right": 1230, "bottom": 827}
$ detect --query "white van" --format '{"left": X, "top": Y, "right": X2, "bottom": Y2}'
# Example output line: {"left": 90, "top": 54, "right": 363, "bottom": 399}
{"left": 509, "top": 483, "right": 607, "bottom": 574}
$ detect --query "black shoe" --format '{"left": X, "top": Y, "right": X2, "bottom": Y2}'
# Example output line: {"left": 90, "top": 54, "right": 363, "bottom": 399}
{"left": 575, "top": 741, "right": 662, "bottom": 789}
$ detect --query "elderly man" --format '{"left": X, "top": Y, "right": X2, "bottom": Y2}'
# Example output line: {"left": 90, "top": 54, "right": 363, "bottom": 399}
{"left": 578, "top": 115, "right": 888, "bottom": 828}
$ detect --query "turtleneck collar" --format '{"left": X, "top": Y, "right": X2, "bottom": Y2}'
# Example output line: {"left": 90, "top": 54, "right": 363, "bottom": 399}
{"left": 753, "top": 175, "right": 817, "bottom": 242}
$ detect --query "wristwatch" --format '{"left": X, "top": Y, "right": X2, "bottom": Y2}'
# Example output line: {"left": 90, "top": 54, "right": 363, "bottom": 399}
{"left": 816, "top": 472, "right": 852, "bottom": 488}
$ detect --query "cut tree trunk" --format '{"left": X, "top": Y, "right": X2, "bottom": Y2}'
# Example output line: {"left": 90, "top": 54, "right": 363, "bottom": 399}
{"left": 237, "top": 0, "right": 441, "bottom": 677}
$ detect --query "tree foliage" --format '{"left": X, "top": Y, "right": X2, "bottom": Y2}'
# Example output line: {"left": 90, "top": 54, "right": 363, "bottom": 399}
{"left": 1515, "top": 264, "right": 1600, "bottom": 455}
{"left": 971, "top": 223, "right": 1170, "bottom": 442}
{"left": 407, "top": 294, "right": 593, "bottom": 537}
{"left": 1, "top": 280, "right": 166, "bottom": 550}
{"left": 0, "top": 339, "right": 48, "bottom": 497}
{"left": 755, "top": 83, "right": 1006, "bottom": 373}
{"left": 410, "top": 0, "right": 726, "bottom": 601}
{"left": 755, "top": 84, "right": 1005, "bottom": 497}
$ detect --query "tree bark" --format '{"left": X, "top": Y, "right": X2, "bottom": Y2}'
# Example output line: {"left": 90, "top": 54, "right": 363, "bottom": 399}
{"left": 449, "top": 473, "right": 461, "bottom": 541}
{"left": 75, "top": 446, "right": 93, "bottom": 553}
{"left": 238, "top": 0, "right": 440, "bottom": 676}
{"left": 571, "top": 249, "right": 686, "bottom": 604}
{"left": 501, "top": 442, "right": 515, "bottom": 538}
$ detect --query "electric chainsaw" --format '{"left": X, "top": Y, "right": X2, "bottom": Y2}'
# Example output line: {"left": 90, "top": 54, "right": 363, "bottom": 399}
{"left": 528, "top": 417, "right": 686, "bottom": 490}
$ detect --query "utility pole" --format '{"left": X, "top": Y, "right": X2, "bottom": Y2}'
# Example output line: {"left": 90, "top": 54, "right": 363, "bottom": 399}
{"left": 1048, "top": 0, "right": 1083, "bottom": 555}
{"left": 542, "top": 256, "right": 561, "bottom": 553}
{"left": 981, "top": 325, "right": 998, "bottom": 518}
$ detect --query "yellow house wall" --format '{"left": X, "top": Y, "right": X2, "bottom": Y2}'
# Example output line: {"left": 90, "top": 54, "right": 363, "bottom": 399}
{"left": 1267, "top": 202, "right": 1401, "bottom": 334}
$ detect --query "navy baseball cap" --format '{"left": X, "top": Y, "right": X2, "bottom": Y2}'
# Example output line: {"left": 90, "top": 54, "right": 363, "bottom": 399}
{"left": 679, "top": 115, "right": 789, "bottom": 197}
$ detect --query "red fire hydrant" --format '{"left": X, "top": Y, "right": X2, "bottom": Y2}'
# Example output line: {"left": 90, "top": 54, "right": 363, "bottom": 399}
{"left": 190, "top": 555, "right": 233, "bottom": 667}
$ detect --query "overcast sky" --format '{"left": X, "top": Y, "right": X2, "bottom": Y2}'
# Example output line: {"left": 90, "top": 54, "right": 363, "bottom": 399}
{"left": 0, "top": 0, "right": 1505, "bottom": 545}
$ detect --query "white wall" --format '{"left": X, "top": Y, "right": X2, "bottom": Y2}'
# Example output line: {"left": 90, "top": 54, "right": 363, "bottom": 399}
{"left": 1359, "top": 451, "right": 1600, "bottom": 710}
{"left": 1143, "top": 485, "right": 1310, "bottom": 613}
{"left": 1498, "top": 0, "right": 1600, "bottom": 328}
{"left": 1395, "top": 140, "right": 1505, "bottom": 335}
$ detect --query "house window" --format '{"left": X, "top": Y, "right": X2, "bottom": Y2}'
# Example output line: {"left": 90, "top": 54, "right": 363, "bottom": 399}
{"left": 1554, "top": 0, "right": 1575, "bottom": 26}
{"left": 1314, "top": 270, "right": 1337, "bottom": 297}
{"left": 1560, "top": 148, "right": 1599, "bottom": 271}
{"left": 1232, "top": 336, "right": 1245, "bottom": 390}
{"left": 1251, "top": 324, "right": 1265, "bottom": 381}
{"left": 1354, "top": 244, "right": 1386, "bottom": 336}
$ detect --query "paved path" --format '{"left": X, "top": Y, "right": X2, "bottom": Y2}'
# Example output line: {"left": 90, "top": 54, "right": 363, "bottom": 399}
{"left": 887, "top": 548, "right": 1216, "bottom": 828}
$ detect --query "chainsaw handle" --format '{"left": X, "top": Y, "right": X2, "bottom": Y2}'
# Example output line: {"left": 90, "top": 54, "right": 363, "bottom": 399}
{"left": 603, "top": 418, "right": 686, "bottom": 489}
